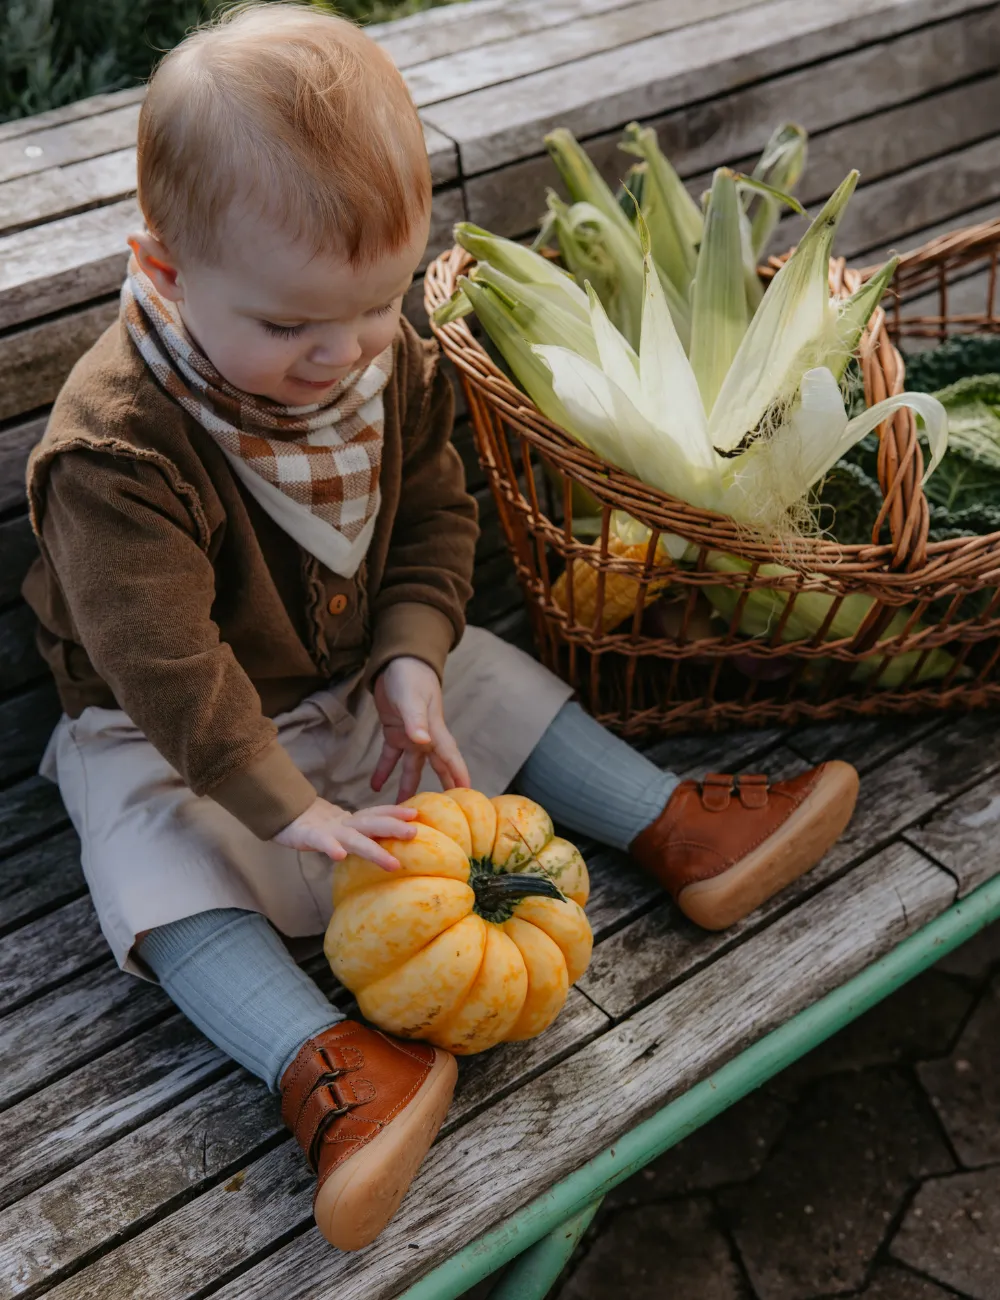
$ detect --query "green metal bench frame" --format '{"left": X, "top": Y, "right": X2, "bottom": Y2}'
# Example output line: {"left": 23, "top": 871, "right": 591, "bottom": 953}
{"left": 401, "top": 871, "right": 1000, "bottom": 1300}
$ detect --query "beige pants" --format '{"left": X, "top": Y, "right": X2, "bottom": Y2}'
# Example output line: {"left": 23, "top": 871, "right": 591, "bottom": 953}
{"left": 42, "top": 627, "right": 572, "bottom": 975}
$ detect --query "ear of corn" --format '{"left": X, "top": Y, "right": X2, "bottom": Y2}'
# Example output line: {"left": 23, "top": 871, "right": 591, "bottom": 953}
{"left": 551, "top": 534, "right": 672, "bottom": 632}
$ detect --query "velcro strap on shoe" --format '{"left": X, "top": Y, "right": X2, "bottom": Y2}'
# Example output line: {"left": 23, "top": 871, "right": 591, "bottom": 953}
{"left": 280, "top": 1039, "right": 365, "bottom": 1134}
{"left": 297, "top": 1076, "right": 378, "bottom": 1171}
{"left": 701, "top": 773, "right": 733, "bottom": 812}
{"left": 738, "top": 774, "right": 769, "bottom": 810}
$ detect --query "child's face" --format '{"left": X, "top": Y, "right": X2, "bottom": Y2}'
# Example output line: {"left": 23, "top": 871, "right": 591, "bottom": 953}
{"left": 136, "top": 206, "right": 430, "bottom": 405}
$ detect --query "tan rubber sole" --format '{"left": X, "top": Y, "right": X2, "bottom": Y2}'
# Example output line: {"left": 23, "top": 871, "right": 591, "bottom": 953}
{"left": 314, "top": 1048, "right": 458, "bottom": 1252}
{"left": 677, "top": 761, "right": 860, "bottom": 932}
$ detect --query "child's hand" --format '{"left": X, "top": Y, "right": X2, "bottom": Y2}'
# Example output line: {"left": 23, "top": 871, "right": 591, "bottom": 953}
{"left": 272, "top": 797, "right": 417, "bottom": 871}
{"left": 371, "top": 656, "right": 471, "bottom": 801}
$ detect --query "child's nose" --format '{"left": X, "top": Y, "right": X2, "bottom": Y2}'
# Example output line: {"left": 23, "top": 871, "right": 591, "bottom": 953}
{"left": 309, "top": 332, "right": 362, "bottom": 369}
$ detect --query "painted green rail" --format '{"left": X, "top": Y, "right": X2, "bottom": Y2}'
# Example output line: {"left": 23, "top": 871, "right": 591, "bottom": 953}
{"left": 401, "top": 870, "right": 1000, "bottom": 1300}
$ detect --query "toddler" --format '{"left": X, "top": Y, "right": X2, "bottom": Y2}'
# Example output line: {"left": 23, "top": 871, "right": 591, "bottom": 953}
{"left": 24, "top": 3, "right": 858, "bottom": 1251}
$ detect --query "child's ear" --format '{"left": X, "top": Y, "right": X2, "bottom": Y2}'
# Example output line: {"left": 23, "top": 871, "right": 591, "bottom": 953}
{"left": 128, "top": 232, "right": 184, "bottom": 302}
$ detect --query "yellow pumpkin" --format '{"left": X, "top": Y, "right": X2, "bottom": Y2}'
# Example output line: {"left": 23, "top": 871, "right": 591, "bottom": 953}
{"left": 324, "top": 790, "right": 592, "bottom": 1055}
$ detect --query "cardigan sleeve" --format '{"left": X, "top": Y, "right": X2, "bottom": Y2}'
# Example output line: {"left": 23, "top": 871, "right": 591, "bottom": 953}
{"left": 365, "top": 322, "right": 479, "bottom": 684}
{"left": 34, "top": 451, "right": 317, "bottom": 838}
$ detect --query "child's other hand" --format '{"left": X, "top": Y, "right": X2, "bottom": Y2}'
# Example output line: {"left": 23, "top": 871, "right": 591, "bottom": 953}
{"left": 272, "top": 797, "right": 417, "bottom": 871}
{"left": 371, "top": 656, "right": 471, "bottom": 801}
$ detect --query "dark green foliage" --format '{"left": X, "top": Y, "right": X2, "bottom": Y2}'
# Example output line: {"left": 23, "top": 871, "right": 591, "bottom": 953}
{"left": 0, "top": 0, "right": 460, "bottom": 122}
{"left": 902, "top": 334, "right": 1000, "bottom": 394}
{"left": 815, "top": 460, "right": 884, "bottom": 546}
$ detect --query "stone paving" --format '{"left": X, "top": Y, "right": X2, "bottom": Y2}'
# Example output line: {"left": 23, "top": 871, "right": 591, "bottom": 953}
{"left": 475, "top": 920, "right": 1000, "bottom": 1300}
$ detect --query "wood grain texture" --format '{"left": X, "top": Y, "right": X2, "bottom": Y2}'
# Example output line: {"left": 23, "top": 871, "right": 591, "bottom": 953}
{"left": 29, "top": 991, "right": 608, "bottom": 1299}
{"left": 0, "top": 1071, "right": 280, "bottom": 1299}
{"left": 0, "top": 102, "right": 140, "bottom": 185}
{"left": 906, "top": 769, "right": 1000, "bottom": 895}
{"left": 779, "top": 132, "right": 1000, "bottom": 261}
{"left": 579, "top": 720, "right": 1000, "bottom": 1017}
{"left": 0, "top": 681, "right": 61, "bottom": 784}
{"left": 0, "top": 603, "right": 45, "bottom": 693}
{"left": 374, "top": 0, "right": 632, "bottom": 69}
{"left": 0, "top": 299, "right": 119, "bottom": 424}
{"left": 0, "top": 1017, "right": 228, "bottom": 1212}
{"left": 0, "top": 89, "right": 144, "bottom": 146}
{"left": 863, "top": 195, "right": 1000, "bottom": 268}
{"left": 0, "top": 827, "right": 82, "bottom": 935}
{"left": 0, "top": 773, "right": 67, "bottom": 860}
{"left": 0, "top": 959, "right": 167, "bottom": 1110}
{"left": 789, "top": 716, "right": 945, "bottom": 771}
{"left": 421, "top": 0, "right": 986, "bottom": 175}
{"left": 404, "top": 0, "right": 763, "bottom": 107}
{"left": 206, "top": 842, "right": 954, "bottom": 1300}
{"left": 462, "top": 8, "right": 1000, "bottom": 236}
{"left": 0, "top": 147, "right": 136, "bottom": 236}
{"left": 0, "top": 414, "right": 45, "bottom": 510}
{"left": 0, "top": 199, "right": 137, "bottom": 330}
{"left": 0, "top": 515, "right": 37, "bottom": 606}
{"left": 0, "top": 892, "right": 104, "bottom": 1011}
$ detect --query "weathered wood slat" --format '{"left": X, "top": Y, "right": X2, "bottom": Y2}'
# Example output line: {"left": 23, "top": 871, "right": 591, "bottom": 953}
{"left": 0, "top": 184, "right": 459, "bottom": 335}
{"left": 789, "top": 716, "right": 945, "bottom": 770}
{"left": 0, "top": 959, "right": 167, "bottom": 1110}
{"left": 421, "top": 0, "right": 987, "bottom": 175}
{"left": 779, "top": 131, "right": 1000, "bottom": 261}
{"left": 0, "top": 299, "right": 119, "bottom": 425}
{"left": 0, "top": 892, "right": 104, "bottom": 1013}
{"left": 0, "top": 199, "right": 137, "bottom": 331}
{"left": 403, "top": 0, "right": 764, "bottom": 108}
{"left": 0, "top": 773, "right": 67, "bottom": 860}
{"left": 203, "top": 841, "right": 954, "bottom": 1300}
{"left": 0, "top": 414, "right": 45, "bottom": 509}
{"left": 0, "top": 827, "right": 82, "bottom": 935}
{"left": 31, "top": 989, "right": 608, "bottom": 1300}
{"left": 463, "top": 9, "right": 1000, "bottom": 237}
{"left": 0, "top": 682, "right": 61, "bottom": 784}
{"left": 896, "top": 264, "right": 999, "bottom": 334}
{"left": 423, "top": 121, "right": 460, "bottom": 187}
{"left": 906, "top": 770, "right": 1000, "bottom": 896}
{"left": 0, "top": 89, "right": 144, "bottom": 146}
{"left": 0, "top": 515, "right": 37, "bottom": 606}
{"left": 0, "top": 147, "right": 136, "bottom": 236}
{"left": 0, "top": 1017, "right": 228, "bottom": 1212}
{"left": 863, "top": 195, "right": 1000, "bottom": 269}
{"left": 1, "top": 1072, "right": 281, "bottom": 1300}
{"left": 373, "top": 0, "right": 629, "bottom": 69}
{"left": 581, "top": 717, "right": 1000, "bottom": 1017}
{"left": 0, "top": 102, "right": 141, "bottom": 185}
{"left": 0, "top": 603, "right": 46, "bottom": 693}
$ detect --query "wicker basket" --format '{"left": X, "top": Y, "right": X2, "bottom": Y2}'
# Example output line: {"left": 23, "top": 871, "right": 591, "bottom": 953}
{"left": 426, "top": 220, "right": 1000, "bottom": 737}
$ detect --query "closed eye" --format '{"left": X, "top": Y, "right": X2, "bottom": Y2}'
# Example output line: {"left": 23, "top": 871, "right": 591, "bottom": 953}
{"left": 368, "top": 302, "right": 397, "bottom": 318}
{"left": 260, "top": 320, "right": 306, "bottom": 339}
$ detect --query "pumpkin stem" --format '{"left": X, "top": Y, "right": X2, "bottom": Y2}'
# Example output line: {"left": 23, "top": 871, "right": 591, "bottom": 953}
{"left": 471, "top": 870, "right": 564, "bottom": 922}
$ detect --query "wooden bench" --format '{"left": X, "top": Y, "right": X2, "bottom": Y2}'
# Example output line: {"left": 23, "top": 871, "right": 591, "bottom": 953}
{"left": 2, "top": 1, "right": 1000, "bottom": 1295}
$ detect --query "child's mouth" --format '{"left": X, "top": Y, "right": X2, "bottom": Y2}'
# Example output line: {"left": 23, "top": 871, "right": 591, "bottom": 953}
{"left": 290, "top": 376, "right": 340, "bottom": 390}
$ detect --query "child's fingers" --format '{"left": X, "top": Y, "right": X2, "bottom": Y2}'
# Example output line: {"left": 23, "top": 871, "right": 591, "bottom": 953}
{"left": 428, "top": 718, "right": 471, "bottom": 790}
{"left": 370, "top": 741, "right": 403, "bottom": 792}
{"left": 351, "top": 814, "right": 418, "bottom": 841}
{"left": 338, "top": 828, "right": 401, "bottom": 871}
{"left": 396, "top": 748, "right": 426, "bottom": 803}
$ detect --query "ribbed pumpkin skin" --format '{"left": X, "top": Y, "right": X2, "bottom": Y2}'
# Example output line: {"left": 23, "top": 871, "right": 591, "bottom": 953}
{"left": 324, "top": 790, "right": 593, "bottom": 1055}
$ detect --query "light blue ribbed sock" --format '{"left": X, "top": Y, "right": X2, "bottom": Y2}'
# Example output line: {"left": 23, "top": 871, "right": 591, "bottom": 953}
{"left": 138, "top": 908, "right": 344, "bottom": 1091}
{"left": 515, "top": 702, "right": 678, "bottom": 850}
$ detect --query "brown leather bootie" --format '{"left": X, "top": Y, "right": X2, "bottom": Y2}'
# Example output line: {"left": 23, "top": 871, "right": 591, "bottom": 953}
{"left": 630, "top": 761, "right": 859, "bottom": 931}
{"left": 280, "top": 1020, "right": 457, "bottom": 1251}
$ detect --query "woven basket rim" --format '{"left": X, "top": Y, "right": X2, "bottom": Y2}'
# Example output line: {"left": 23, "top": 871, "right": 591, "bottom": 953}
{"left": 426, "top": 242, "right": 1000, "bottom": 587}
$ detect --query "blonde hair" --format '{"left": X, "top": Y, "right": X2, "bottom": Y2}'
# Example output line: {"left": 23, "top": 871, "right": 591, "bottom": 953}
{"left": 137, "top": 2, "right": 431, "bottom": 266}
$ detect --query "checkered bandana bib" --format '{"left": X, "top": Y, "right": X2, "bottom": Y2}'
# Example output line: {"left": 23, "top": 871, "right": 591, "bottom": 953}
{"left": 121, "top": 258, "right": 393, "bottom": 576}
